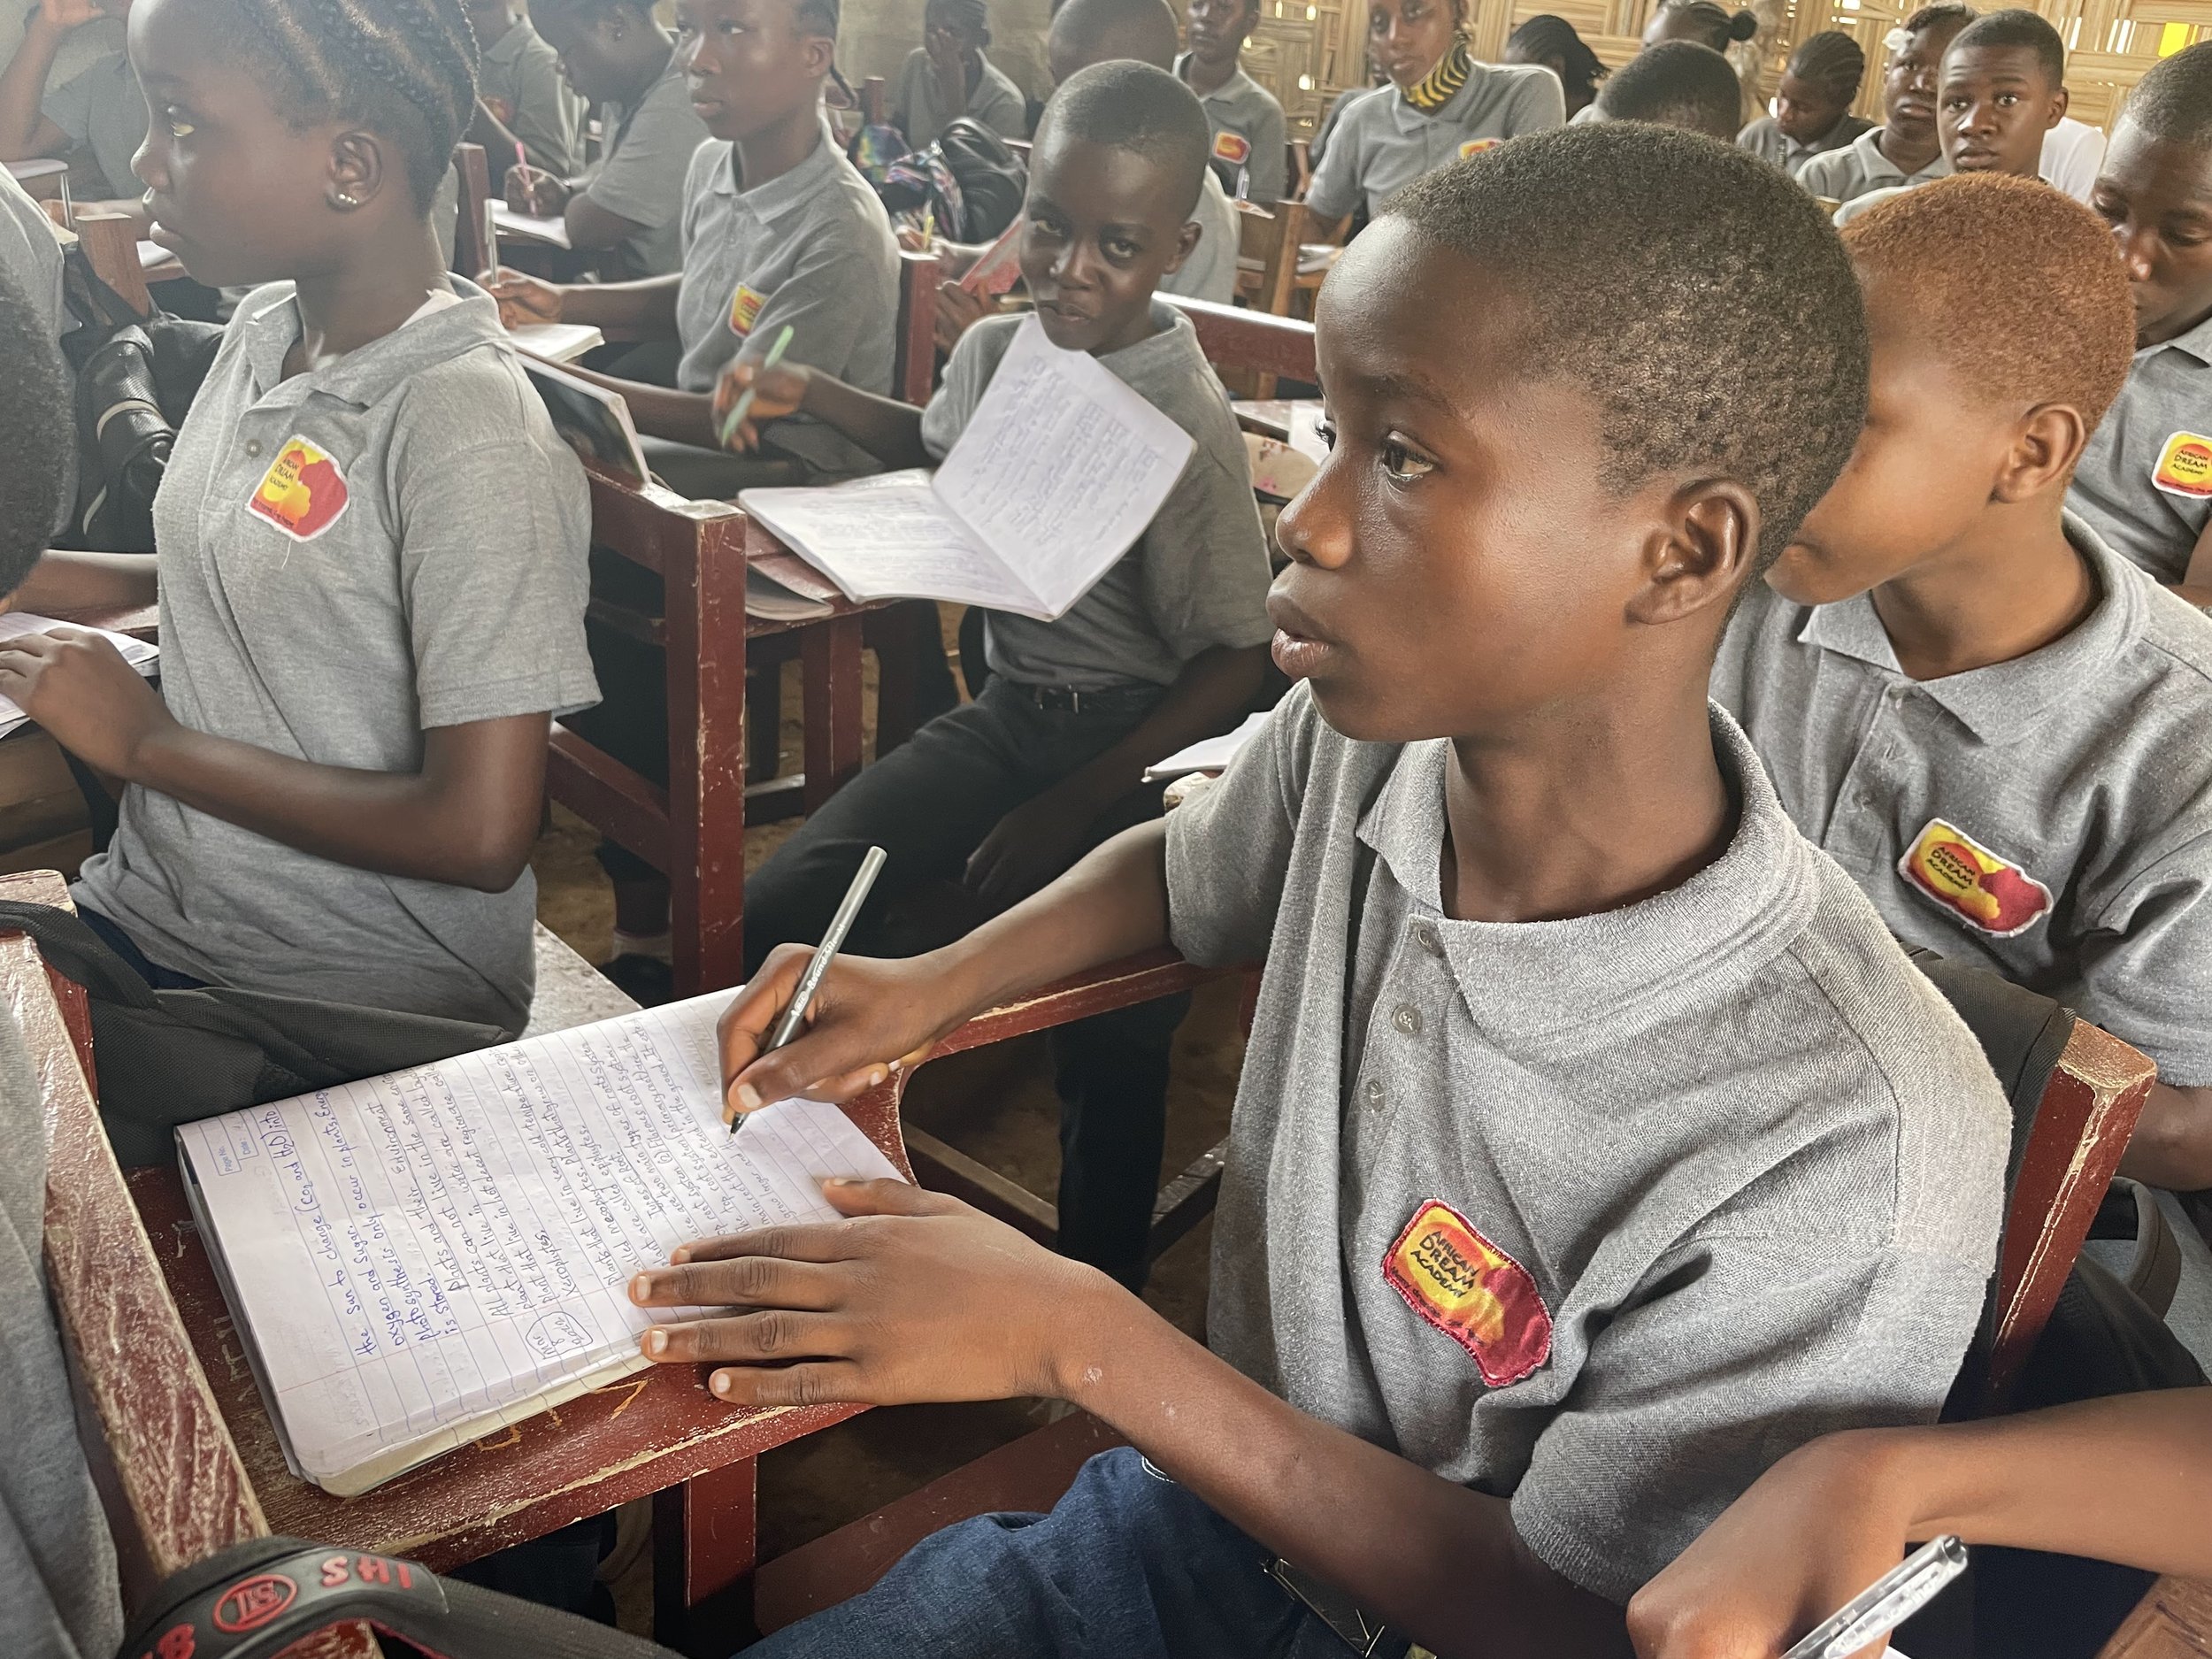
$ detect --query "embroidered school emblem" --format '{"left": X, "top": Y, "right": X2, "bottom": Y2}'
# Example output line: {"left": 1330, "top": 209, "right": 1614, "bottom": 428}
{"left": 2153, "top": 430, "right": 2212, "bottom": 499}
{"left": 1383, "top": 1199, "right": 1551, "bottom": 1387}
{"left": 1212, "top": 130, "right": 1251, "bottom": 165}
{"left": 1457, "top": 137, "right": 1502, "bottom": 158}
{"left": 1899, "top": 818, "right": 2052, "bottom": 938}
{"left": 246, "top": 436, "right": 349, "bottom": 541}
{"left": 728, "top": 283, "right": 766, "bottom": 337}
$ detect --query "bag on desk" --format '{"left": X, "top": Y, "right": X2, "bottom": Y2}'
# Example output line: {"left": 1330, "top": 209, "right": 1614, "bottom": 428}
{"left": 58, "top": 245, "right": 224, "bottom": 552}
{"left": 0, "top": 901, "right": 503, "bottom": 1168}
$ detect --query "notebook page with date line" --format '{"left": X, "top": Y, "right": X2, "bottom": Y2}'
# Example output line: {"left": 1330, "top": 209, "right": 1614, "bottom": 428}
{"left": 177, "top": 992, "right": 901, "bottom": 1496}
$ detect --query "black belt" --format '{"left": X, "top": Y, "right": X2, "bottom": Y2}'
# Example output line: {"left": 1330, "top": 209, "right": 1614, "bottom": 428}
{"left": 1008, "top": 681, "right": 1158, "bottom": 713}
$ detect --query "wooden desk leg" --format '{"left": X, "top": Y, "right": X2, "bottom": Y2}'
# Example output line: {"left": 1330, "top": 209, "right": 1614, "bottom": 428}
{"left": 801, "top": 616, "right": 865, "bottom": 815}
{"left": 655, "top": 1458, "right": 758, "bottom": 1656}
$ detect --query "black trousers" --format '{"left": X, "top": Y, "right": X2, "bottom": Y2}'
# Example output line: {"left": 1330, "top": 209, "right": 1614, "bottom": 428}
{"left": 745, "top": 676, "right": 1192, "bottom": 1289}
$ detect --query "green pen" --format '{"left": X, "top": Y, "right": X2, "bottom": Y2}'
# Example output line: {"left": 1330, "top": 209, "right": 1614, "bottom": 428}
{"left": 718, "top": 322, "right": 796, "bottom": 450}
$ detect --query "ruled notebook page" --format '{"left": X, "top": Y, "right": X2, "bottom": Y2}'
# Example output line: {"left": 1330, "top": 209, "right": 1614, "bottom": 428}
{"left": 178, "top": 994, "right": 901, "bottom": 1494}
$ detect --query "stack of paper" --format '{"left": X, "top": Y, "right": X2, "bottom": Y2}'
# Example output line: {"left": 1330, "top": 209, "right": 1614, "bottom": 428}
{"left": 508, "top": 322, "right": 605, "bottom": 365}
{"left": 493, "top": 204, "right": 572, "bottom": 250}
{"left": 1143, "top": 710, "right": 1270, "bottom": 781}
{"left": 180, "top": 993, "right": 903, "bottom": 1494}
{"left": 0, "top": 614, "right": 158, "bottom": 741}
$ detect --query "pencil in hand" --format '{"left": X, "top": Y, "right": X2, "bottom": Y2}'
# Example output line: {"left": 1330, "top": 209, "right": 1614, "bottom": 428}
{"left": 718, "top": 322, "right": 797, "bottom": 452}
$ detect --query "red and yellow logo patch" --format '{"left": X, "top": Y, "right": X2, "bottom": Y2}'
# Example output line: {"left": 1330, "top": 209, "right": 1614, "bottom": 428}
{"left": 2153, "top": 430, "right": 2212, "bottom": 499}
{"left": 1458, "top": 137, "right": 1502, "bottom": 158}
{"left": 1899, "top": 818, "right": 2052, "bottom": 938}
{"left": 245, "top": 437, "right": 349, "bottom": 542}
{"left": 728, "top": 282, "right": 765, "bottom": 337}
{"left": 1212, "top": 130, "right": 1251, "bottom": 165}
{"left": 1383, "top": 1199, "right": 1551, "bottom": 1387}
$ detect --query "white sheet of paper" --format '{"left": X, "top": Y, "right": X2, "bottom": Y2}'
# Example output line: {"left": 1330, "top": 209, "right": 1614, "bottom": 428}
{"left": 1144, "top": 710, "right": 1270, "bottom": 781}
{"left": 933, "top": 315, "right": 1194, "bottom": 618}
{"left": 507, "top": 321, "right": 604, "bottom": 365}
{"left": 179, "top": 993, "right": 901, "bottom": 1494}
{"left": 0, "top": 613, "right": 158, "bottom": 741}
{"left": 492, "top": 204, "right": 572, "bottom": 249}
{"left": 741, "top": 470, "right": 1041, "bottom": 613}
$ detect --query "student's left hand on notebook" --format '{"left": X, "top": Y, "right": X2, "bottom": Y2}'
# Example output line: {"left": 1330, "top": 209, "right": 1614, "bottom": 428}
{"left": 0, "top": 627, "right": 171, "bottom": 778}
{"left": 964, "top": 787, "right": 1096, "bottom": 909}
{"left": 1624, "top": 1432, "right": 1918, "bottom": 1659}
{"left": 627, "top": 1179, "right": 1111, "bottom": 1409}
{"left": 711, "top": 357, "right": 810, "bottom": 452}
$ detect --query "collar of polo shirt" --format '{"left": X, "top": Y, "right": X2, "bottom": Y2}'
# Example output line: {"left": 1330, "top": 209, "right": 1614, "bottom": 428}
{"left": 707, "top": 127, "right": 841, "bottom": 219}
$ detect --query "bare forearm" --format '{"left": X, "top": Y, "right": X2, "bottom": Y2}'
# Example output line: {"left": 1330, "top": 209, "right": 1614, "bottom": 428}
{"left": 2117, "top": 1080, "right": 2212, "bottom": 1191}
{"left": 1061, "top": 1286, "right": 1630, "bottom": 1659}
{"left": 1847, "top": 1392, "right": 2212, "bottom": 1578}
{"left": 799, "top": 372, "right": 931, "bottom": 469}
{"left": 14, "top": 551, "right": 157, "bottom": 611}
{"left": 125, "top": 722, "right": 541, "bottom": 890}
{"left": 1055, "top": 646, "right": 1265, "bottom": 816}
{"left": 554, "top": 273, "right": 679, "bottom": 334}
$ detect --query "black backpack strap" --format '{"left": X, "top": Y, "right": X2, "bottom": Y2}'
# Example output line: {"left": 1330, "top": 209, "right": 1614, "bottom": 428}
{"left": 0, "top": 898, "right": 158, "bottom": 1009}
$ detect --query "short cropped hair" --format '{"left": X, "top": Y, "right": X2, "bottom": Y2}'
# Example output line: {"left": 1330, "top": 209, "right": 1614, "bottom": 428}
{"left": 1048, "top": 0, "right": 1179, "bottom": 72}
{"left": 1901, "top": 4, "right": 1977, "bottom": 39}
{"left": 2118, "top": 37, "right": 2212, "bottom": 147}
{"left": 1596, "top": 39, "right": 1741, "bottom": 139}
{"left": 1843, "top": 173, "right": 2132, "bottom": 430}
{"left": 1037, "top": 58, "right": 1209, "bottom": 215}
{"left": 1947, "top": 8, "right": 2064, "bottom": 85}
{"left": 0, "top": 268, "right": 66, "bottom": 595}
{"left": 1787, "top": 30, "right": 1864, "bottom": 103}
{"left": 182, "top": 0, "right": 479, "bottom": 208}
{"left": 1383, "top": 125, "right": 1870, "bottom": 572}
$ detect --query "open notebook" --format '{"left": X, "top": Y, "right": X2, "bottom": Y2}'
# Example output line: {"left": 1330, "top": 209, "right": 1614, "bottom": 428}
{"left": 178, "top": 994, "right": 902, "bottom": 1496}
{"left": 738, "top": 314, "right": 1194, "bottom": 621}
{"left": 0, "top": 613, "right": 157, "bottom": 741}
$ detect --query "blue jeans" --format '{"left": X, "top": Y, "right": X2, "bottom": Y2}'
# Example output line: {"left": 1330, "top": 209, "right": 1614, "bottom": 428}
{"left": 741, "top": 1448, "right": 1358, "bottom": 1659}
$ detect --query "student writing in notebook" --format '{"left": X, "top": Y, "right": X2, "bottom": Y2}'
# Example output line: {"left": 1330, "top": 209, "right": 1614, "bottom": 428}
{"left": 638, "top": 127, "right": 2009, "bottom": 1655}
{"left": 715, "top": 61, "right": 1273, "bottom": 1288}
{"left": 0, "top": 0, "right": 597, "bottom": 1034}
{"left": 2068, "top": 42, "right": 2212, "bottom": 602}
{"left": 460, "top": 0, "right": 582, "bottom": 181}
{"left": 506, "top": 0, "right": 709, "bottom": 277}
{"left": 1712, "top": 174, "right": 2212, "bottom": 1196}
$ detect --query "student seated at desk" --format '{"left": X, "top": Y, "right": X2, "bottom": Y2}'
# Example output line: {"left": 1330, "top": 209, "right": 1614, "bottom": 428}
{"left": 1587, "top": 39, "right": 1740, "bottom": 142}
{"left": 1177, "top": 0, "right": 1287, "bottom": 202}
{"left": 1302, "top": 0, "right": 1564, "bottom": 227}
{"left": 1501, "top": 14, "right": 1608, "bottom": 121}
{"left": 1832, "top": 8, "right": 2068, "bottom": 226}
{"left": 717, "top": 61, "right": 1273, "bottom": 1286}
{"left": 1712, "top": 174, "right": 2212, "bottom": 1198}
{"left": 460, "top": 0, "right": 583, "bottom": 181}
{"left": 507, "top": 0, "right": 710, "bottom": 277}
{"left": 640, "top": 127, "right": 2010, "bottom": 1657}
{"left": 1628, "top": 1388, "right": 2212, "bottom": 1658}
{"left": 0, "top": 0, "right": 147, "bottom": 220}
{"left": 1737, "top": 31, "right": 1871, "bottom": 177}
{"left": 2069, "top": 42, "right": 2212, "bottom": 601}
{"left": 0, "top": 0, "right": 597, "bottom": 1034}
{"left": 1797, "top": 4, "right": 1971, "bottom": 207}
{"left": 493, "top": 0, "right": 897, "bottom": 499}
{"left": 895, "top": 0, "right": 1028, "bottom": 151}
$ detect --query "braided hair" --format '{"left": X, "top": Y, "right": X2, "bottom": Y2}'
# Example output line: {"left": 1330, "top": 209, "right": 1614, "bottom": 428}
{"left": 189, "top": 0, "right": 479, "bottom": 208}
{"left": 1786, "top": 30, "right": 1863, "bottom": 104}
{"left": 1505, "top": 14, "right": 1609, "bottom": 109}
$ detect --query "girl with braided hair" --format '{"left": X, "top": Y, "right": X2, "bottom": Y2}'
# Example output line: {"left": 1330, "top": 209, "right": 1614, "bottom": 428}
{"left": 1738, "top": 29, "right": 1871, "bottom": 175}
{"left": 0, "top": 0, "right": 601, "bottom": 1034}
{"left": 1502, "top": 13, "right": 1607, "bottom": 119}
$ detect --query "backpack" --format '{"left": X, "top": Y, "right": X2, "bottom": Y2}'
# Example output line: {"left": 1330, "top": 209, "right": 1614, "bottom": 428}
{"left": 58, "top": 245, "right": 224, "bottom": 552}
{"left": 934, "top": 118, "right": 1026, "bottom": 242}
{"left": 0, "top": 901, "right": 503, "bottom": 1168}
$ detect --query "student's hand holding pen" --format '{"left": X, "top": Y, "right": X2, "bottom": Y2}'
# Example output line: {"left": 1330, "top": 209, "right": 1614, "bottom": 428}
{"left": 486, "top": 268, "right": 565, "bottom": 329}
{"left": 715, "top": 944, "right": 979, "bottom": 1122}
{"left": 710, "top": 354, "right": 811, "bottom": 452}
{"left": 503, "top": 162, "right": 569, "bottom": 217}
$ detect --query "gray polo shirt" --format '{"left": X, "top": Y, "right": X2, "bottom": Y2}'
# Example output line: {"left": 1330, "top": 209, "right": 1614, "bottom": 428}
{"left": 40, "top": 49, "right": 145, "bottom": 200}
{"left": 1738, "top": 111, "right": 1873, "bottom": 178}
{"left": 480, "top": 17, "right": 584, "bottom": 177}
{"left": 74, "top": 280, "right": 599, "bottom": 1033}
{"left": 2068, "top": 310, "right": 2212, "bottom": 586}
{"left": 892, "top": 47, "right": 1027, "bottom": 150}
{"left": 0, "top": 162, "right": 73, "bottom": 537}
{"left": 1175, "top": 53, "right": 1289, "bottom": 203}
{"left": 1713, "top": 521, "right": 2212, "bottom": 1086}
{"left": 1796, "top": 125, "right": 1951, "bottom": 204}
{"left": 1159, "top": 167, "right": 1239, "bottom": 305}
{"left": 673, "top": 133, "right": 897, "bottom": 479}
{"left": 1305, "top": 64, "right": 1565, "bottom": 222}
{"left": 587, "top": 55, "right": 711, "bottom": 278}
{"left": 1165, "top": 682, "right": 2007, "bottom": 1601}
{"left": 919, "top": 306, "right": 1273, "bottom": 688}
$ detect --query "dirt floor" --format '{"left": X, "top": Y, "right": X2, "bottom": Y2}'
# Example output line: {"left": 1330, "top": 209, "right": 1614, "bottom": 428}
{"left": 528, "top": 639, "right": 1246, "bottom": 1638}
